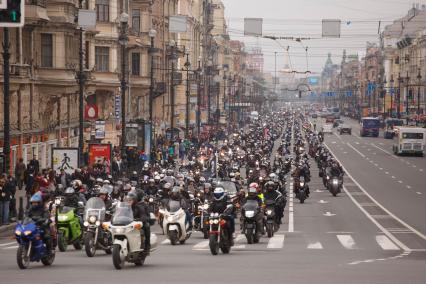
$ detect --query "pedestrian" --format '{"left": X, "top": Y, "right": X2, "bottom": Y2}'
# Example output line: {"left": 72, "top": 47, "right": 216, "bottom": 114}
{"left": 179, "top": 139, "right": 185, "bottom": 162}
{"left": 15, "top": 158, "right": 26, "bottom": 191}
{"left": 0, "top": 174, "right": 13, "bottom": 225}
{"left": 28, "top": 155, "right": 40, "bottom": 175}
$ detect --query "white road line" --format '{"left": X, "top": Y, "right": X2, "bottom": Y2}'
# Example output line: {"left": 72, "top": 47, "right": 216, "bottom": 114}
{"left": 193, "top": 240, "right": 209, "bottom": 249}
{"left": 267, "top": 234, "right": 285, "bottom": 249}
{"left": 233, "top": 245, "right": 246, "bottom": 249}
{"left": 235, "top": 234, "right": 246, "bottom": 243}
{"left": 416, "top": 192, "right": 422, "bottom": 195}
{"left": 391, "top": 176, "right": 396, "bottom": 179}
{"left": 379, "top": 167, "right": 383, "bottom": 170}
{"left": 337, "top": 235, "right": 357, "bottom": 250}
{"left": 307, "top": 242, "right": 323, "bottom": 249}
{"left": 346, "top": 143, "right": 366, "bottom": 158}
{"left": 385, "top": 171, "right": 389, "bottom": 175}
{"left": 406, "top": 185, "right": 411, "bottom": 189}
{"left": 376, "top": 235, "right": 400, "bottom": 250}
{"left": 420, "top": 169, "right": 424, "bottom": 172}
{"left": 288, "top": 182, "right": 294, "bottom": 233}
{"left": 161, "top": 239, "right": 170, "bottom": 245}
{"left": 398, "top": 180, "right": 403, "bottom": 184}
{"left": 325, "top": 145, "right": 426, "bottom": 252}
{"left": 371, "top": 144, "right": 398, "bottom": 159}
{"left": 3, "top": 245, "right": 18, "bottom": 250}
{"left": 0, "top": 242, "right": 16, "bottom": 247}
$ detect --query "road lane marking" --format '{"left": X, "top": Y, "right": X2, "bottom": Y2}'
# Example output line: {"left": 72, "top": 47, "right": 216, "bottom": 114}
{"left": 391, "top": 176, "right": 396, "bottom": 179}
{"left": 376, "top": 235, "right": 400, "bottom": 250}
{"left": 288, "top": 182, "right": 294, "bottom": 233}
{"left": 193, "top": 240, "right": 209, "bottom": 250}
{"left": 324, "top": 145, "right": 416, "bottom": 251}
{"left": 371, "top": 144, "right": 398, "bottom": 159}
{"left": 406, "top": 185, "right": 411, "bottom": 189}
{"left": 267, "top": 234, "right": 285, "bottom": 249}
{"left": 398, "top": 180, "right": 403, "bottom": 184}
{"left": 235, "top": 234, "right": 246, "bottom": 243}
{"left": 318, "top": 200, "right": 328, "bottom": 204}
{"left": 385, "top": 172, "right": 389, "bottom": 174}
{"left": 307, "top": 242, "right": 323, "bottom": 249}
{"left": 420, "top": 169, "right": 424, "bottom": 172}
{"left": 323, "top": 211, "right": 336, "bottom": 217}
{"left": 416, "top": 192, "right": 422, "bottom": 195}
{"left": 3, "top": 245, "right": 18, "bottom": 250}
{"left": 161, "top": 239, "right": 170, "bottom": 245}
{"left": 337, "top": 235, "right": 357, "bottom": 249}
{"left": 346, "top": 143, "right": 366, "bottom": 158}
{"left": 233, "top": 245, "right": 246, "bottom": 249}
{"left": 0, "top": 242, "right": 16, "bottom": 247}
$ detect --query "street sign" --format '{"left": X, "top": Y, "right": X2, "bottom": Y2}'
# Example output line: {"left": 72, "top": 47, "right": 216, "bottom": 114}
{"left": 78, "top": 9, "right": 96, "bottom": 29}
{"left": 0, "top": 0, "right": 24, "bottom": 27}
{"left": 95, "top": 120, "right": 105, "bottom": 139}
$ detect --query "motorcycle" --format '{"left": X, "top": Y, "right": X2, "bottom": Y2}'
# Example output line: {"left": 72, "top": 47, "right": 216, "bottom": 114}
{"left": 209, "top": 205, "right": 234, "bottom": 255}
{"left": 295, "top": 177, "right": 308, "bottom": 204}
{"left": 105, "top": 202, "right": 157, "bottom": 270}
{"left": 193, "top": 201, "right": 210, "bottom": 239}
{"left": 159, "top": 200, "right": 192, "bottom": 245}
{"left": 15, "top": 218, "right": 55, "bottom": 269}
{"left": 264, "top": 199, "right": 280, "bottom": 238}
{"left": 242, "top": 200, "right": 261, "bottom": 244}
{"left": 83, "top": 197, "right": 113, "bottom": 257}
{"left": 56, "top": 201, "right": 83, "bottom": 252}
{"left": 327, "top": 175, "right": 343, "bottom": 197}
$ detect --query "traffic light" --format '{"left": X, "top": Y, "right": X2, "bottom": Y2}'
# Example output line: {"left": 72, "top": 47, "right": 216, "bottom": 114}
{"left": 0, "top": 0, "right": 24, "bottom": 27}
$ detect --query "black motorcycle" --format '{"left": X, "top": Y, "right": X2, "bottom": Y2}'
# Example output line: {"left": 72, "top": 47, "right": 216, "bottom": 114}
{"left": 208, "top": 205, "right": 234, "bottom": 255}
{"left": 242, "top": 200, "right": 262, "bottom": 244}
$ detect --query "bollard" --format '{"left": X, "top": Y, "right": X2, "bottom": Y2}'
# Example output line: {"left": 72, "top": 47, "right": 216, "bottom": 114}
{"left": 18, "top": 197, "right": 24, "bottom": 221}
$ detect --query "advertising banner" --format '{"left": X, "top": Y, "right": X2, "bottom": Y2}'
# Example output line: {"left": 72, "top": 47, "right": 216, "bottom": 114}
{"left": 52, "top": 148, "right": 79, "bottom": 174}
{"left": 88, "top": 143, "right": 112, "bottom": 172}
{"left": 126, "top": 123, "right": 138, "bottom": 147}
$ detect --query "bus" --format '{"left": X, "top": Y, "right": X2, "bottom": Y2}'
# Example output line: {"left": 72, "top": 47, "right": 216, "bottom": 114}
{"left": 360, "top": 117, "right": 380, "bottom": 137}
{"left": 393, "top": 127, "right": 425, "bottom": 156}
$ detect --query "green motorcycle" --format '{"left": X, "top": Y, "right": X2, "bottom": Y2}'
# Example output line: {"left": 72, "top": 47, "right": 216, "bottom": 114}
{"left": 56, "top": 206, "right": 83, "bottom": 252}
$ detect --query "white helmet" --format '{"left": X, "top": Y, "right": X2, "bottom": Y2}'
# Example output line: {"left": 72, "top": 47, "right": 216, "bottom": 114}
{"left": 213, "top": 187, "right": 225, "bottom": 201}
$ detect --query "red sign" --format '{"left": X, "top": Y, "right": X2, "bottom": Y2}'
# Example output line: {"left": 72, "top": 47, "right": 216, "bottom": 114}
{"left": 88, "top": 143, "right": 112, "bottom": 173}
{"left": 85, "top": 104, "right": 98, "bottom": 120}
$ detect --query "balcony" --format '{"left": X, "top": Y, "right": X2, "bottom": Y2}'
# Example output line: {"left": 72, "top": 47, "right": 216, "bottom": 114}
{"left": 25, "top": 0, "right": 49, "bottom": 23}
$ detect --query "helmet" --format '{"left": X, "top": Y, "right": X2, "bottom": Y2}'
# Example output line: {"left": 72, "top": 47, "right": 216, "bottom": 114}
{"left": 247, "top": 187, "right": 257, "bottom": 197}
{"left": 154, "top": 175, "right": 161, "bottom": 182}
{"left": 163, "top": 182, "right": 172, "bottom": 190}
{"left": 249, "top": 182, "right": 259, "bottom": 191}
{"left": 213, "top": 187, "right": 225, "bottom": 201}
{"left": 125, "top": 192, "right": 138, "bottom": 203}
{"left": 149, "top": 179, "right": 155, "bottom": 184}
{"left": 265, "top": 181, "right": 275, "bottom": 191}
{"left": 65, "top": 187, "right": 75, "bottom": 195}
{"left": 103, "top": 180, "right": 110, "bottom": 185}
{"left": 199, "top": 176, "right": 206, "bottom": 183}
{"left": 229, "top": 172, "right": 235, "bottom": 178}
{"left": 99, "top": 186, "right": 109, "bottom": 195}
{"left": 30, "top": 192, "right": 42, "bottom": 203}
{"left": 170, "top": 186, "right": 180, "bottom": 200}
{"left": 96, "top": 178, "right": 104, "bottom": 184}
{"left": 71, "top": 179, "right": 82, "bottom": 189}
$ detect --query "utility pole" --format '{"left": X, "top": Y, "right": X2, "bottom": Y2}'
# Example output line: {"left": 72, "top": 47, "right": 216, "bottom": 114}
{"left": 169, "top": 40, "right": 178, "bottom": 142}
{"left": 397, "top": 73, "right": 402, "bottom": 119}
{"left": 2, "top": 28, "right": 10, "bottom": 174}
{"left": 405, "top": 71, "right": 410, "bottom": 125}
{"left": 77, "top": 0, "right": 85, "bottom": 167}
{"left": 196, "top": 58, "right": 202, "bottom": 139}
{"left": 185, "top": 51, "right": 191, "bottom": 138}
{"left": 149, "top": 29, "right": 157, "bottom": 124}
{"left": 119, "top": 13, "right": 129, "bottom": 157}
{"left": 417, "top": 68, "right": 422, "bottom": 124}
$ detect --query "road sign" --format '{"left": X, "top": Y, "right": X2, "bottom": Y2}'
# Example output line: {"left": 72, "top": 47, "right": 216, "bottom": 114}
{"left": 0, "top": 0, "right": 24, "bottom": 27}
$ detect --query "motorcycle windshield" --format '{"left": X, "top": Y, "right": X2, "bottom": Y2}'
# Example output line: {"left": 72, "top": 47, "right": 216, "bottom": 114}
{"left": 243, "top": 200, "right": 259, "bottom": 211}
{"left": 167, "top": 200, "right": 182, "bottom": 213}
{"left": 111, "top": 202, "right": 134, "bottom": 226}
{"left": 84, "top": 197, "right": 106, "bottom": 222}
{"left": 60, "top": 206, "right": 74, "bottom": 214}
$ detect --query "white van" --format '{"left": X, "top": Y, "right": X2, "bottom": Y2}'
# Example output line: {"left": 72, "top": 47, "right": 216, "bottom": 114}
{"left": 392, "top": 127, "right": 426, "bottom": 156}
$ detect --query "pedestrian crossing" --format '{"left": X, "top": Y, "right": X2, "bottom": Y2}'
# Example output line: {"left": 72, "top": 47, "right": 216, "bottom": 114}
{"left": 0, "top": 233, "right": 401, "bottom": 252}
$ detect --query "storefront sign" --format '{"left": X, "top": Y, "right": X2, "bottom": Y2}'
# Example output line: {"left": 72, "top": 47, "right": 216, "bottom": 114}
{"left": 88, "top": 143, "right": 112, "bottom": 172}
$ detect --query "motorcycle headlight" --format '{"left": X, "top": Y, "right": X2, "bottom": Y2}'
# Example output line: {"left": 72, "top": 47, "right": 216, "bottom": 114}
{"left": 326, "top": 176, "right": 330, "bottom": 180}
{"left": 245, "top": 211, "right": 255, "bottom": 218}
{"left": 213, "top": 219, "right": 219, "bottom": 224}
{"left": 95, "top": 221, "right": 101, "bottom": 226}
{"left": 167, "top": 216, "right": 174, "bottom": 222}
{"left": 58, "top": 215, "right": 68, "bottom": 222}
{"left": 55, "top": 199, "right": 61, "bottom": 205}
{"left": 89, "top": 216, "right": 97, "bottom": 224}
{"left": 203, "top": 204, "right": 209, "bottom": 210}
{"left": 332, "top": 179, "right": 339, "bottom": 185}
{"left": 266, "top": 210, "right": 273, "bottom": 215}
{"left": 149, "top": 198, "right": 154, "bottom": 203}
{"left": 300, "top": 182, "right": 305, "bottom": 187}
{"left": 15, "top": 230, "right": 21, "bottom": 236}
{"left": 24, "top": 230, "right": 32, "bottom": 236}
{"left": 209, "top": 220, "right": 214, "bottom": 224}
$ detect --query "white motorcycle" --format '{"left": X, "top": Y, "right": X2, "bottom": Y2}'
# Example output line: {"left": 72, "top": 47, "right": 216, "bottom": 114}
{"left": 104, "top": 202, "right": 157, "bottom": 270}
{"left": 159, "top": 200, "right": 191, "bottom": 245}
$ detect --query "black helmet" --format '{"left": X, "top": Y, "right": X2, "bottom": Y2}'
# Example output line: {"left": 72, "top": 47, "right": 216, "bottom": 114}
{"left": 126, "top": 192, "right": 138, "bottom": 203}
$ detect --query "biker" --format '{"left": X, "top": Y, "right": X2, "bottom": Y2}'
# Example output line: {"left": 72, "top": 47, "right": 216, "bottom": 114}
{"left": 263, "top": 181, "right": 284, "bottom": 224}
{"left": 145, "top": 179, "right": 158, "bottom": 196}
{"left": 203, "top": 183, "right": 214, "bottom": 202}
{"left": 27, "top": 192, "right": 53, "bottom": 254}
{"left": 209, "top": 187, "right": 235, "bottom": 244}
{"left": 241, "top": 187, "right": 264, "bottom": 234}
{"left": 170, "top": 186, "right": 192, "bottom": 231}
{"left": 98, "top": 186, "right": 113, "bottom": 211}
{"left": 125, "top": 192, "right": 151, "bottom": 252}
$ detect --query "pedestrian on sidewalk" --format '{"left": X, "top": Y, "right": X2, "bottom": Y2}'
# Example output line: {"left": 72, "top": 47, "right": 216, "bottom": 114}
{"left": 0, "top": 174, "right": 13, "bottom": 225}
{"left": 15, "top": 158, "right": 26, "bottom": 191}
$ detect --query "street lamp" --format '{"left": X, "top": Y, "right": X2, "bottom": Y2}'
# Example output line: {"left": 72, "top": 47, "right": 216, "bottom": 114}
{"left": 148, "top": 28, "right": 157, "bottom": 124}
{"left": 390, "top": 75, "right": 394, "bottom": 118}
{"left": 382, "top": 77, "right": 387, "bottom": 119}
{"left": 207, "top": 59, "right": 213, "bottom": 123}
{"left": 405, "top": 71, "right": 410, "bottom": 125}
{"left": 397, "top": 73, "right": 402, "bottom": 119}
{"left": 169, "top": 40, "right": 178, "bottom": 142}
{"left": 184, "top": 49, "right": 191, "bottom": 139}
{"left": 119, "top": 12, "right": 129, "bottom": 158}
{"left": 417, "top": 68, "right": 422, "bottom": 124}
{"left": 196, "top": 56, "right": 202, "bottom": 139}
{"left": 213, "top": 73, "right": 222, "bottom": 129}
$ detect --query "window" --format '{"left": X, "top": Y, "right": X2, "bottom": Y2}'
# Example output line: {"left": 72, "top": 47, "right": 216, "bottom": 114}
{"left": 132, "top": 9, "right": 140, "bottom": 33}
{"left": 131, "top": 53, "right": 140, "bottom": 75}
{"left": 95, "top": 46, "right": 109, "bottom": 72}
{"left": 41, "top": 33, "right": 53, "bottom": 67}
{"left": 96, "top": 0, "right": 109, "bottom": 22}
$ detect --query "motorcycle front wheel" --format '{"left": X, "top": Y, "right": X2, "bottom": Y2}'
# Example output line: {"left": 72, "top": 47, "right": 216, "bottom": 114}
{"left": 41, "top": 251, "right": 55, "bottom": 266}
{"left": 209, "top": 234, "right": 219, "bottom": 255}
{"left": 84, "top": 232, "right": 96, "bottom": 257}
{"left": 57, "top": 231, "right": 67, "bottom": 252}
{"left": 246, "top": 228, "right": 254, "bottom": 244}
{"left": 16, "top": 245, "right": 30, "bottom": 269}
{"left": 266, "top": 223, "right": 274, "bottom": 238}
{"left": 112, "top": 244, "right": 125, "bottom": 270}
{"left": 169, "top": 231, "right": 178, "bottom": 245}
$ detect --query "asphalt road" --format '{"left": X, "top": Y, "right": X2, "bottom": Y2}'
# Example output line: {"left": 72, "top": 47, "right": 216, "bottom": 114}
{"left": 0, "top": 122, "right": 425, "bottom": 283}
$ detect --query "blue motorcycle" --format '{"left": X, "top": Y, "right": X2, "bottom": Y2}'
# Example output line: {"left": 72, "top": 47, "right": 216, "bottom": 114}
{"left": 15, "top": 218, "right": 55, "bottom": 269}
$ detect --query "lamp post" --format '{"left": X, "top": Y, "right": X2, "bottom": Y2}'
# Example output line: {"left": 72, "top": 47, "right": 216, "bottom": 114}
{"left": 382, "top": 77, "right": 387, "bottom": 119}
{"left": 169, "top": 40, "right": 178, "bottom": 142}
{"left": 397, "top": 73, "right": 402, "bottom": 119}
{"left": 2, "top": 28, "right": 10, "bottom": 174}
{"left": 207, "top": 59, "right": 213, "bottom": 124}
{"left": 390, "top": 75, "right": 394, "bottom": 118}
{"left": 405, "top": 71, "right": 410, "bottom": 125}
{"left": 148, "top": 29, "right": 157, "bottom": 124}
{"left": 417, "top": 68, "right": 422, "bottom": 125}
{"left": 184, "top": 49, "right": 191, "bottom": 138}
{"left": 77, "top": 0, "right": 86, "bottom": 167}
{"left": 213, "top": 74, "right": 222, "bottom": 129}
{"left": 196, "top": 57, "right": 202, "bottom": 139}
{"left": 119, "top": 12, "right": 129, "bottom": 158}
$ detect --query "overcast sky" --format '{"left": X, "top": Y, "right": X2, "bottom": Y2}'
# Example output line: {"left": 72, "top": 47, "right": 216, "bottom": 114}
{"left": 221, "top": 0, "right": 419, "bottom": 76}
